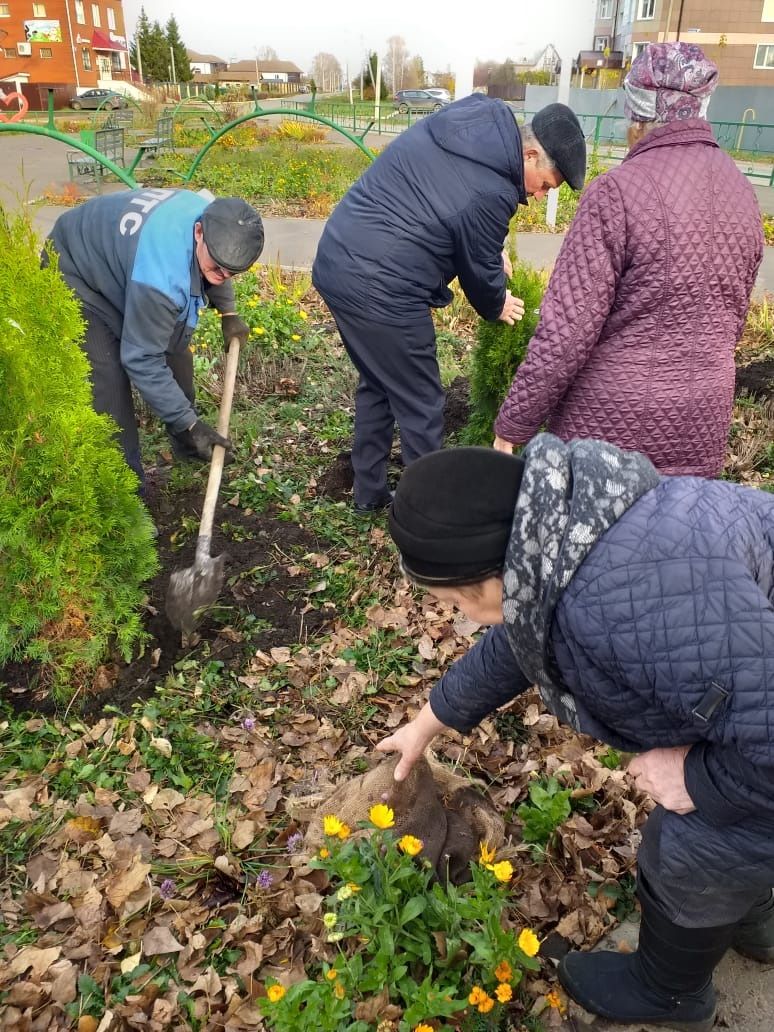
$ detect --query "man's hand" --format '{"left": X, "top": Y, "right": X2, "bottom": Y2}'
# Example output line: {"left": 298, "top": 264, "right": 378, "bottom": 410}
{"left": 221, "top": 313, "right": 250, "bottom": 347}
{"left": 502, "top": 249, "right": 513, "bottom": 279}
{"left": 493, "top": 436, "right": 514, "bottom": 454}
{"left": 498, "top": 291, "right": 525, "bottom": 325}
{"left": 376, "top": 702, "right": 448, "bottom": 782}
{"left": 182, "top": 419, "right": 233, "bottom": 463}
{"left": 628, "top": 746, "right": 696, "bottom": 814}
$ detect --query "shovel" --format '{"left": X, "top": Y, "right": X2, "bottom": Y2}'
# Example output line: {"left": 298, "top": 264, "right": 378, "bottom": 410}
{"left": 166, "top": 335, "right": 241, "bottom": 637}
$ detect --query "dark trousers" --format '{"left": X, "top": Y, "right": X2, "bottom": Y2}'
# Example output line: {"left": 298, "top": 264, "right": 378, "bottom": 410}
{"left": 81, "top": 308, "right": 195, "bottom": 488}
{"left": 328, "top": 306, "right": 445, "bottom": 507}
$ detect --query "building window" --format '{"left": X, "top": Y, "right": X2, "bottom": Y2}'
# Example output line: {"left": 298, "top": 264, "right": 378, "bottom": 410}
{"left": 0, "top": 4, "right": 9, "bottom": 16}
{"left": 39, "top": 46, "right": 53, "bottom": 58}
{"left": 638, "top": 0, "right": 656, "bottom": 17}
{"left": 107, "top": 6, "right": 115, "bottom": 29}
{"left": 91, "top": 3, "right": 100, "bottom": 27}
{"left": 599, "top": 0, "right": 613, "bottom": 17}
{"left": 753, "top": 43, "right": 774, "bottom": 67}
{"left": 75, "top": 0, "right": 85, "bottom": 22}
{"left": 3, "top": 47, "right": 15, "bottom": 57}
{"left": 632, "top": 41, "right": 648, "bottom": 60}
{"left": 763, "top": 0, "right": 774, "bottom": 20}
{"left": 33, "top": 2, "right": 47, "bottom": 14}
{"left": 594, "top": 36, "right": 610, "bottom": 51}
{"left": 82, "top": 47, "right": 92, "bottom": 70}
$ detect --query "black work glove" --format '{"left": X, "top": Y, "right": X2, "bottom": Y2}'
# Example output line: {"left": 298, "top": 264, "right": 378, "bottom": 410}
{"left": 182, "top": 419, "right": 233, "bottom": 463}
{"left": 221, "top": 313, "right": 250, "bottom": 347}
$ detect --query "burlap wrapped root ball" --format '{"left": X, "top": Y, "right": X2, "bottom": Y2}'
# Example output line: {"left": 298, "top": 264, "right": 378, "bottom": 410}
{"left": 304, "top": 753, "right": 505, "bottom": 885}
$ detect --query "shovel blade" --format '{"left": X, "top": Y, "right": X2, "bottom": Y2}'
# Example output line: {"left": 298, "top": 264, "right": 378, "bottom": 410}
{"left": 166, "top": 552, "right": 227, "bottom": 635}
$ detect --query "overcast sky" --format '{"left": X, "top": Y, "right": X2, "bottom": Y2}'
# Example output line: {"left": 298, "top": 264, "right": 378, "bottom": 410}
{"left": 122, "top": 1, "right": 598, "bottom": 76}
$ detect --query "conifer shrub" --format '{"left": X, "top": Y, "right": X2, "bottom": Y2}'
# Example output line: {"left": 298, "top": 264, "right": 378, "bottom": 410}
{"left": 462, "top": 261, "right": 547, "bottom": 446}
{"left": 0, "top": 209, "right": 158, "bottom": 696}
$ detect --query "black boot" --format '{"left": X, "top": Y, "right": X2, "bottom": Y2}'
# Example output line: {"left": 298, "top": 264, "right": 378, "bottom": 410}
{"left": 558, "top": 877, "right": 737, "bottom": 1031}
{"left": 733, "top": 890, "right": 774, "bottom": 962}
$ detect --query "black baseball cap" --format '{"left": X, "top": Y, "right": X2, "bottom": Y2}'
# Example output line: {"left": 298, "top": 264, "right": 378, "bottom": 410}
{"left": 200, "top": 197, "right": 264, "bottom": 273}
{"left": 531, "top": 103, "right": 587, "bottom": 191}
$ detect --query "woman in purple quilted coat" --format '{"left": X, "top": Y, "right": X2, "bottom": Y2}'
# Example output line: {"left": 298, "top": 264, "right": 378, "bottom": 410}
{"left": 494, "top": 43, "right": 764, "bottom": 477}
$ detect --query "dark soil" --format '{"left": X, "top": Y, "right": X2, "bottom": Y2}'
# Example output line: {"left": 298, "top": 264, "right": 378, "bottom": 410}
{"left": 736, "top": 359, "right": 774, "bottom": 403}
{"left": 2, "top": 468, "right": 333, "bottom": 718}
{"left": 443, "top": 376, "right": 471, "bottom": 438}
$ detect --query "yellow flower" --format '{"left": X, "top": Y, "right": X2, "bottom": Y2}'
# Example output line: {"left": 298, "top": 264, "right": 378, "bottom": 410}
{"left": 346, "top": 882, "right": 361, "bottom": 893}
{"left": 336, "top": 885, "right": 354, "bottom": 901}
{"left": 494, "top": 960, "right": 512, "bottom": 983}
{"left": 254, "top": 326, "right": 266, "bottom": 335}
{"left": 414, "top": 1025, "right": 434, "bottom": 1032}
{"left": 337, "top": 823, "right": 351, "bottom": 840}
{"left": 495, "top": 983, "right": 512, "bottom": 1003}
{"left": 323, "top": 814, "right": 344, "bottom": 837}
{"left": 369, "top": 804, "right": 395, "bottom": 829}
{"left": 478, "top": 994, "right": 495, "bottom": 1014}
{"left": 546, "top": 989, "right": 566, "bottom": 1013}
{"left": 491, "top": 860, "right": 514, "bottom": 883}
{"left": 398, "top": 835, "right": 423, "bottom": 856}
{"left": 298, "top": 310, "right": 308, "bottom": 320}
{"left": 319, "top": 847, "right": 330, "bottom": 859}
{"left": 334, "top": 981, "right": 346, "bottom": 1000}
{"left": 518, "top": 928, "right": 540, "bottom": 957}
{"left": 468, "top": 986, "right": 486, "bottom": 1005}
{"left": 323, "top": 912, "right": 337, "bottom": 929}
{"left": 266, "top": 984, "right": 285, "bottom": 1003}
{"left": 479, "top": 841, "right": 496, "bottom": 865}
{"left": 291, "top": 333, "right": 301, "bottom": 341}
{"left": 325, "top": 969, "right": 338, "bottom": 981}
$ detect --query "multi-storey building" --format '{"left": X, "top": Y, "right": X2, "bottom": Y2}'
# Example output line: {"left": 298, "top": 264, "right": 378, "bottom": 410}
{"left": 592, "top": 0, "right": 774, "bottom": 86}
{"left": 0, "top": 0, "right": 130, "bottom": 100}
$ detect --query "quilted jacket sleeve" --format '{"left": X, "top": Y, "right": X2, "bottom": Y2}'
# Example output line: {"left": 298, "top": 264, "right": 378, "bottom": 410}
{"left": 684, "top": 743, "right": 774, "bottom": 825}
{"left": 734, "top": 223, "right": 764, "bottom": 341}
{"left": 449, "top": 191, "right": 514, "bottom": 322}
{"left": 429, "top": 624, "right": 532, "bottom": 732}
{"left": 494, "top": 174, "right": 627, "bottom": 444}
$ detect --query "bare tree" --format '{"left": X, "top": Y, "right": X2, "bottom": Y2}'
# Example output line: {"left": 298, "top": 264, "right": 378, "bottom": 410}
{"left": 383, "top": 35, "right": 409, "bottom": 92}
{"left": 403, "top": 54, "right": 426, "bottom": 89}
{"left": 310, "top": 52, "right": 343, "bottom": 93}
{"left": 256, "top": 45, "right": 278, "bottom": 60}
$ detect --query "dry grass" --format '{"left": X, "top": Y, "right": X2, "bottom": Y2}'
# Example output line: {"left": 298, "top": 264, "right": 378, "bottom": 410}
{"left": 725, "top": 398, "right": 774, "bottom": 487}
{"left": 737, "top": 294, "right": 774, "bottom": 363}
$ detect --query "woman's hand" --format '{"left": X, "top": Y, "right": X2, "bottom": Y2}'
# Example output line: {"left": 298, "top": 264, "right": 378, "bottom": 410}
{"left": 376, "top": 702, "right": 448, "bottom": 781}
{"left": 628, "top": 746, "right": 696, "bottom": 814}
{"left": 493, "top": 436, "right": 514, "bottom": 454}
{"left": 498, "top": 291, "right": 525, "bottom": 325}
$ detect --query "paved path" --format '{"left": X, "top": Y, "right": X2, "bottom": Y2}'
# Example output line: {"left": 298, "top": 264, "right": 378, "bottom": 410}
{"left": 2, "top": 132, "right": 771, "bottom": 293}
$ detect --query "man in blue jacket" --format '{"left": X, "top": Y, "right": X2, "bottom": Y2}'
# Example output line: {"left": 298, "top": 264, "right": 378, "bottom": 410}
{"left": 379, "top": 441, "right": 774, "bottom": 1031}
{"left": 46, "top": 189, "right": 264, "bottom": 489}
{"left": 312, "top": 95, "right": 585, "bottom": 513}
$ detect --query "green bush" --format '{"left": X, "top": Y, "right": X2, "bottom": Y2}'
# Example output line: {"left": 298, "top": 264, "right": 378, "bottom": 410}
{"left": 0, "top": 209, "right": 158, "bottom": 694}
{"left": 462, "top": 262, "right": 546, "bottom": 445}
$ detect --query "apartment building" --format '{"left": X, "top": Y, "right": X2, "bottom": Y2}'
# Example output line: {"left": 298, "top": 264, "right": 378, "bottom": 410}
{"left": 593, "top": 0, "right": 774, "bottom": 86}
{"left": 0, "top": 0, "right": 130, "bottom": 98}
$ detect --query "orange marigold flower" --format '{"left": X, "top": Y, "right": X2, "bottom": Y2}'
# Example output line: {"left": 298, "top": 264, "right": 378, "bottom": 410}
{"left": 319, "top": 847, "right": 330, "bottom": 859}
{"left": 546, "top": 989, "right": 566, "bottom": 1012}
{"left": 333, "top": 981, "right": 346, "bottom": 1000}
{"left": 468, "top": 986, "right": 486, "bottom": 1005}
{"left": 369, "top": 803, "right": 395, "bottom": 829}
{"left": 325, "top": 969, "right": 338, "bottom": 981}
{"left": 398, "top": 834, "right": 423, "bottom": 856}
{"left": 478, "top": 994, "right": 495, "bottom": 1014}
{"left": 518, "top": 928, "right": 540, "bottom": 957}
{"left": 494, "top": 960, "right": 512, "bottom": 983}
{"left": 479, "top": 841, "right": 496, "bottom": 865}
{"left": 337, "top": 822, "right": 351, "bottom": 840}
{"left": 414, "top": 1025, "right": 434, "bottom": 1032}
{"left": 266, "top": 984, "right": 286, "bottom": 1003}
{"left": 346, "top": 882, "right": 361, "bottom": 892}
{"left": 495, "top": 983, "right": 513, "bottom": 1003}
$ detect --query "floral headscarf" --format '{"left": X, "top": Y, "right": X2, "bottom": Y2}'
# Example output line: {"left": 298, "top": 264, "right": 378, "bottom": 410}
{"left": 623, "top": 42, "right": 718, "bottom": 123}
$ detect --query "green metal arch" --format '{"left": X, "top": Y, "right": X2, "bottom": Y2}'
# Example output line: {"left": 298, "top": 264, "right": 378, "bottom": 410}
{"left": 0, "top": 122, "right": 139, "bottom": 188}
{"left": 167, "top": 95, "right": 224, "bottom": 131}
{"left": 181, "top": 105, "right": 376, "bottom": 182}
{"left": 88, "top": 92, "right": 144, "bottom": 129}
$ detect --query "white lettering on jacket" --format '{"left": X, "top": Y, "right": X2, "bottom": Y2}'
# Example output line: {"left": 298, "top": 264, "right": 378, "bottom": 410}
{"left": 119, "top": 189, "right": 176, "bottom": 236}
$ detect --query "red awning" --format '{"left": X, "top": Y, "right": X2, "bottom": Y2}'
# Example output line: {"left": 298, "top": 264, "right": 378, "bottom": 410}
{"left": 91, "top": 29, "right": 127, "bottom": 52}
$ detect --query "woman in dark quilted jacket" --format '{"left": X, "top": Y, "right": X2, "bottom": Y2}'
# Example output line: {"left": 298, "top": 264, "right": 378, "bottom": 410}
{"left": 378, "top": 441, "right": 774, "bottom": 1032}
{"left": 493, "top": 42, "right": 764, "bottom": 479}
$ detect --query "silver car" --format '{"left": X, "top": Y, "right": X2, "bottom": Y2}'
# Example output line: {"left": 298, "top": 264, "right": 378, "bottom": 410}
{"left": 393, "top": 89, "right": 450, "bottom": 114}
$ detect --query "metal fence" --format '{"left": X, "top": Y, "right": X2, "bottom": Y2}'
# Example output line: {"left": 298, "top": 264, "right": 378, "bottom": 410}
{"left": 279, "top": 99, "right": 774, "bottom": 186}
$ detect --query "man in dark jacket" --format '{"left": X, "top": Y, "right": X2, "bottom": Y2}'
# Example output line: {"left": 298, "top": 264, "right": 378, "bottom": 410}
{"left": 46, "top": 189, "right": 264, "bottom": 489}
{"left": 312, "top": 96, "right": 586, "bottom": 513}
{"left": 379, "top": 441, "right": 774, "bottom": 1031}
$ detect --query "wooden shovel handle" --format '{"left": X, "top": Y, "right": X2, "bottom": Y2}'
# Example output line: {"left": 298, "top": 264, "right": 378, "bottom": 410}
{"left": 198, "top": 336, "right": 240, "bottom": 543}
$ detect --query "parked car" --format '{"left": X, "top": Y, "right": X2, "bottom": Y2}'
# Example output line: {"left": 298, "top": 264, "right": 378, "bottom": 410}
{"left": 393, "top": 89, "right": 451, "bottom": 114}
{"left": 425, "top": 88, "right": 452, "bottom": 102}
{"left": 69, "top": 89, "right": 128, "bottom": 111}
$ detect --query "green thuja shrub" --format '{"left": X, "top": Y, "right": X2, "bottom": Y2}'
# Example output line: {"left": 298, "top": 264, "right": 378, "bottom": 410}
{"left": 0, "top": 209, "right": 158, "bottom": 697}
{"left": 462, "top": 262, "right": 547, "bottom": 446}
